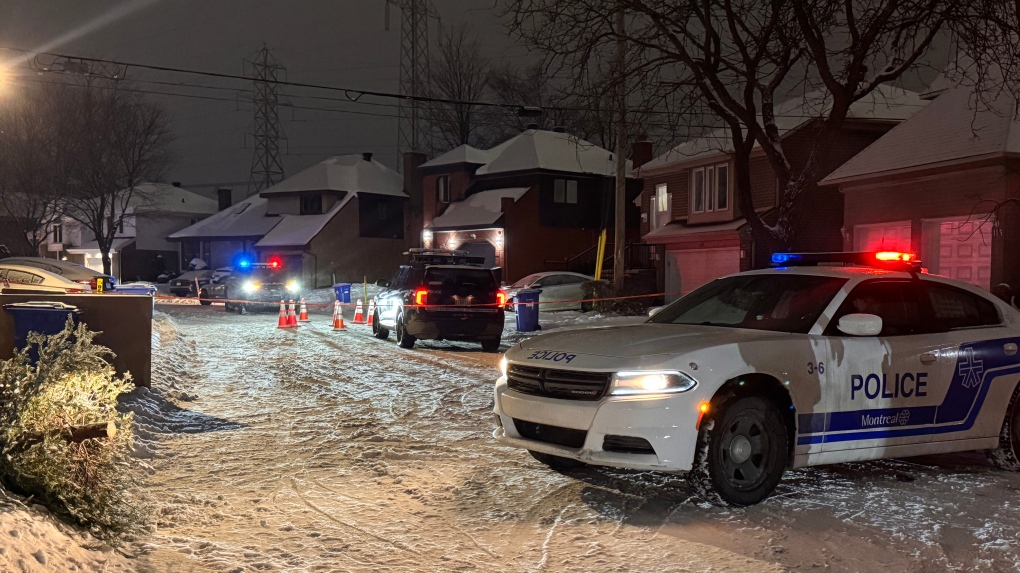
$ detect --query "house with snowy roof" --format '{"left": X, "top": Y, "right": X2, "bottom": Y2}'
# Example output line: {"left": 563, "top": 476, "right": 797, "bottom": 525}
{"left": 417, "top": 128, "right": 648, "bottom": 284}
{"left": 637, "top": 85, "right": 928, "bottom": 300}
{"left": 169, "top": 153, "right": 409, "bottom": 287}
{"left": 821, "top": 84, "right": 1020, "bottom": 291}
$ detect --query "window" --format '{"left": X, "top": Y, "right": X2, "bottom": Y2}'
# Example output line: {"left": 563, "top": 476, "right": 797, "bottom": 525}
{"left": 300, "top": 195, "right": 323, "bottom": 215}
{"left": 118, "top": 219, "right": 125, "bottom": 234}
{"left": 828, "top": 280, "right": 926, "bottom": 336}
{"left": 655, "top": 184, "right": 669, "bottom": 212}
{"left": 6, "top": 270, "right": 43, "bottom": 285}
{"left": 692, "top": 163, "right": 731, "bottom": 213}
{"left": 925, "top": 282, "right": 1000, "bottom": 330}
{"left": 377, "top": 202, "right": 389, "bottom": 220}
{"left": 51, "top": 224, "right": 63, "bottom": 244}
{"left": 553, "top": 179, "right": 578, "bottom": 204}
{"left": 652, "top": 183, "right": 672, "bottom": 230}
{"left": 437, "top": 176, "right": 450, "bottom": 204}
{"left": 650, "top": 274, "right": 848, "bottom": 334}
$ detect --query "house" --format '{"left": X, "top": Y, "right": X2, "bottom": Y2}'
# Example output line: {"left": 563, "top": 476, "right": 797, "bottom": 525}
{"left": 637, "top": 85, "right": 927, "bottom": 300}
{"left": 50, "top": 182, "right": 219, "bottom": 282}
{"left": 418, "top": 128, "right": 646, "bottom": 284}
{"left": 821, "top": 84, "right": 1020, "bottom": 291}
{"left": 168, "top": 153, "right": 409, "bottom": 287}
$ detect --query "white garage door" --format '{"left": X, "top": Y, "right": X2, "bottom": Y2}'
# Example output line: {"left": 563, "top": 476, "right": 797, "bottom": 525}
{"left": 671, "top": 247, "right": 741, "bottom": 297}
{"left": 854, "top": 221, "right": 912, "bottom": 252}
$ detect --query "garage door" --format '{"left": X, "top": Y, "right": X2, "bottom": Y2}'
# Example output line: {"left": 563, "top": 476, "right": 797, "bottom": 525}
{"left": 853, "top": 221, "right": 912, "bottom": 252}
{"left": 459, "top": 241, "right": 497, "bottom": 269}
{"left": 671, "top": 247, "right": 741, "bottom": 297}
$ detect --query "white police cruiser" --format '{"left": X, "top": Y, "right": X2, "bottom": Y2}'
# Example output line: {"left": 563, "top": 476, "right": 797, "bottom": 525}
{"left": 493, "top": 252, "right": 1020, "bottom": 506}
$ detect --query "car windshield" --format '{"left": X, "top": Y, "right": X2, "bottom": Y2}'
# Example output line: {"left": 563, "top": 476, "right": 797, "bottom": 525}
{"left": 650, "top": 274, "right": 848, "bottom": 333}
{"left": 510, "top": 273, "right": 542, "bottom": 288}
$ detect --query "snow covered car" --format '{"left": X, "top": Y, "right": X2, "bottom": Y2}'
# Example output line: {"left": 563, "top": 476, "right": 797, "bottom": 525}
{"left": 0, "top": 264, "right": 91, "bottom": 293}
{"left": 503, "top": 271, "right": 595, "bottom": 312}
{"left": 493, "top": 251, "right": 1020, "bottom": 506}
{"left": 0, "top": 256, "right": 115, "bottom": 290}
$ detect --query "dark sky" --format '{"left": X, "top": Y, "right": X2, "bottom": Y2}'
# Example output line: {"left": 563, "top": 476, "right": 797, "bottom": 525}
{"left": 0, "top": 0, "right": 527, "bottom": 197}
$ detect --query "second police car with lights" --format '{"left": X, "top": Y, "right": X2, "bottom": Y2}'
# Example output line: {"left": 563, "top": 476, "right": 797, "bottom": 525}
{"left": 202, "top": 257, "right": 302, "bottom": 313}
{"left": 493, "top": 252, "right": 1020, "bottom": 506}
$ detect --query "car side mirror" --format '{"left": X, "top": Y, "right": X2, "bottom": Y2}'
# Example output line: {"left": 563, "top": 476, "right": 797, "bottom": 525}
{"left": 376, "top": 279, "right": 389, "bottom": 288}
{"left": 647, "top": 306, "right": 664, "bottom": 318}
{"left": 837, "top": 313, "right": 883, "bottom": 336}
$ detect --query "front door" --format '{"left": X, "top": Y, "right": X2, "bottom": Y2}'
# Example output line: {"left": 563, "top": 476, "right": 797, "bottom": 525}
{"left": 821, "top": 279, "right": 943, "bottom": 453}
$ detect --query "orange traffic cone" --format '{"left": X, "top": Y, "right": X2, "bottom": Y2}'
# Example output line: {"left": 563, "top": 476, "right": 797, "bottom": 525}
{"left": 353, "top": 298, "right": 365, "bottom": 324}
{"left": 367, "top": 299, "right": 376, "bottom": 326}
{"left": 277, "top": 300, "right": 290, "bottom": 329}
{"left": 298, "top": 298, "right": 310, "bottom": 322}
{"left": 287, "top": 299, "right": 300, "bottom": 328}
{"left": 332, "top": 300, "right": 347, "bottom": 331}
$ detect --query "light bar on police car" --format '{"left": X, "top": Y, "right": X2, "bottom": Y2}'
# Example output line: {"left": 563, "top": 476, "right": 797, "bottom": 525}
{"left": 771, "top": 251, "right": 921, "bottom": 270}
{"left": 610, "top": 371, "right": 698, "bottom": 396}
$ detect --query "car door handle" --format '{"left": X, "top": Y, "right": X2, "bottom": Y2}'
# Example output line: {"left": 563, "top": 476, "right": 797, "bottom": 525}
{"left": 920, "top": 352, "right": 938, "bottom": 364}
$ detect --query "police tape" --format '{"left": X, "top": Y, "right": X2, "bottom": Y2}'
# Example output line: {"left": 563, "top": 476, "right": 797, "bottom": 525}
{"left": 153, "top": 290, "right": 683, "bottom": 309}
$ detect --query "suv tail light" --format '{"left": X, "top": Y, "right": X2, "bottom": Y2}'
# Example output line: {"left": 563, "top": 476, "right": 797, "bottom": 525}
{"left": 496, "top": 291, "right": 507, "bottom": 307}
{"left": 413, "top": 288, "right": 428, "bottom": 306}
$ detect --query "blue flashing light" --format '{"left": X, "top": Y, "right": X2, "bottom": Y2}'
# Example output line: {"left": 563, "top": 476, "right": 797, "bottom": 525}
{"left": 236, "top": 257, "right": 252, "bottom": 269}
{"left": 771, "top": 253, "right": 801, "bottom": 265}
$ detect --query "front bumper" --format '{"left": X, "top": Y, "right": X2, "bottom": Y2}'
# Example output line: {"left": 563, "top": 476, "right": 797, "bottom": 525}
{"left": 492, "top": 377, "right": 700, "bottom": 471}
{"left": 406, "top": 309, "right": 504, "bottom": 341}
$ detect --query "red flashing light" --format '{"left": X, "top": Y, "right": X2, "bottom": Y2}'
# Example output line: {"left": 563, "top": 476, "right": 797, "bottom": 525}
{"left": 496, "top": 291, "right": 507, "bottom": 307}
{"left": 875, "top": 251, "right": 915, "bottom": 262}
{"left": 414, "top": 288, "right": 428, "bottom": 306}
{"left": 268, "top": 257, "right": 282, "bottom": 269}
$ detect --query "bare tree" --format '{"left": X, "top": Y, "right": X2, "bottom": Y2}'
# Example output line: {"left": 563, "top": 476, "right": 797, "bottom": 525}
{"left": 502, "top": 0, "right": 1020, "bottom": 253}
{"left": 0, "top": 86, "right": 68, "bottom": 254}
{"left": 428, "top": 23, "right": 491, "bottom": 151}
{"left": 60, "top": 81, "right": 174, "bottom": 275}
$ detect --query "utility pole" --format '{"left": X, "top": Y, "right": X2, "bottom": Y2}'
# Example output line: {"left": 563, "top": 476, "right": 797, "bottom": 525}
{"left": 612, "top": 6, "right": 627, "bottom": 293}
{"left": 247, "top": 45, "right": 286, "bottom": 196}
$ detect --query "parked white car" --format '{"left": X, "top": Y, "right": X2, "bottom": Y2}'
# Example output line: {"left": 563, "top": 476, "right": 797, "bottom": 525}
{"left": 0, "top": 264, "right": 92, "bottom": 293}
{"left": 504, "top": 271, "right": 594, "bottom": 312}
{"left": 493, "top": 252, "right": 1020, "bottom": 506}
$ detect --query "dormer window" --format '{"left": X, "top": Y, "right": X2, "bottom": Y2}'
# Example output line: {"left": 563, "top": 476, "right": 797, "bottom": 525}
{"left": 300, "top": 195, "right": 323, "bottom": 215}
{"left": 692, "top": 163, "right": 730, "bottom": 213}
{"left": 437, "top": 175, "right": 450, "bottom": 204}
{"left": 553, "top": 179, "right": 578, "bottom": 204}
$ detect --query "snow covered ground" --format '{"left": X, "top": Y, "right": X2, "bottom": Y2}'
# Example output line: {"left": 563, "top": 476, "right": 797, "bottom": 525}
{"left": 98, "top": 303, "right": 1020, "bottom": 572}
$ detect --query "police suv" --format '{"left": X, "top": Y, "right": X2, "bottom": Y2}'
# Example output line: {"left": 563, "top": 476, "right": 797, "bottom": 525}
{"left": 493, "top": 252, "right": 1020, "bottom": 506}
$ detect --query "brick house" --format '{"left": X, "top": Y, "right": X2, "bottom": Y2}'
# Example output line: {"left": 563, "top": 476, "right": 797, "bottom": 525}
{"left": 418, "top": 128, "right": 644, "bottom": 283}
{"left": 169, "top": 153, "right": 409, "bottom": 287}
{"left": 637, "top": 86, "right": 926, "bottom": 300}
{"left": 821, "top": 85, "right": 1020, "bottom": 291}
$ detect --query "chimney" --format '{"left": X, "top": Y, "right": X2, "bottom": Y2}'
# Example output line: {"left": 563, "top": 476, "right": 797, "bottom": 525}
{"left": 552, "top": 126, "right": 566, "bottom": 133}
{"left": 362, "top": 152, "right": 373, "bottom": 162}
{"left": 217, "top": 188, "right": 233, "bottom": 211}
{"left": 630, "top": 141, "right": 654, "bottom": 170}
{"left": 172, "top": 181, "right": 181, "bottom": 187}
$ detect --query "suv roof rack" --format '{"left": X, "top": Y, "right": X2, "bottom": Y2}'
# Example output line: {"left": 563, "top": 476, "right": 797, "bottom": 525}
{"left": 771, "top": 251, "right": 922, "bottom": 271}
{"left": 405, "top": 248, "right": 487, "bottom": 267}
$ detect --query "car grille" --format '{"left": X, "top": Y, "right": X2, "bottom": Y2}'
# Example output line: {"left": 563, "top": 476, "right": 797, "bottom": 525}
{"left": 512, "top": 419, "right": 587, "bottom": 448}
{"left": 506, "top": 364, "right": 612, "bottom": 401}
{"left": 602, "top": 435, "right": 656, "bottom": 455}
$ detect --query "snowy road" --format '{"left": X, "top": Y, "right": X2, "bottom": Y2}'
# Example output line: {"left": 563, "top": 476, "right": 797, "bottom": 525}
{"left": 127, "top": 304, "right": 1020, "bottom": 573}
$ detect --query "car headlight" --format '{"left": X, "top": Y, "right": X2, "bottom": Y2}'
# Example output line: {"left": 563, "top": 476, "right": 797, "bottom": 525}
{"left": 243, "top": 281, "right": 261, "bottom": 293}
{"left": 286, "top": 280, "right": 300, "bottom": 292}
{"left": 500, "top": 356, "right": 508, "bottom": 378}
{"left": 610, "top": 371, "right": 697, "bottom": 396}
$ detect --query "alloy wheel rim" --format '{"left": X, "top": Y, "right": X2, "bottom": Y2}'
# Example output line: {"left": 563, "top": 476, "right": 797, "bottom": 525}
{"left": 719, "top": 411, "right": 770, "bottom": 491}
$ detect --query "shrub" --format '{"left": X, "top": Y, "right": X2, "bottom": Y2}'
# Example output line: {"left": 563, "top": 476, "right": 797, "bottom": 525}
{"left": 580, "top": 280, "right": 615, "bottom": 313}
{"left": 0, "top": 320, "right": 143, "bottom": 538}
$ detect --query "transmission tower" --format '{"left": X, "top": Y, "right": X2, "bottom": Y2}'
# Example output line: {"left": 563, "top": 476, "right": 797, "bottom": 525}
{"left": 247, "top": 45, "right": 286, "bottom": 196}
{"left": 386, "top": 0, "right": 439, "bottom": 156}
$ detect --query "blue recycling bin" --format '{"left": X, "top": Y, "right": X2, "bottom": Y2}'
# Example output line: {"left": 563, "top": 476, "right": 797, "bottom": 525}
{"left": 333, "top": 283, "right": 352, "bottom": 304}
{"left": 3, "top": 302, "right": 81, "bottom": 364}
{"left": 515, "top": 289, "right": 542, "bottom": 332}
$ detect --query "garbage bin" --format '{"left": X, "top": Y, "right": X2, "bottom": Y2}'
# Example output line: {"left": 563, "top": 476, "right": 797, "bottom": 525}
{"left": 113, "top": 284, "right": 157, "bottom": 296}
{"left": 515, "top": 289, "right": 542, "bottom": 332}
{"left": 3, "top": 302, "right": 81, "bottom": 364}
{"left": 333, "top": 283, "right": 352, "bottom": 304}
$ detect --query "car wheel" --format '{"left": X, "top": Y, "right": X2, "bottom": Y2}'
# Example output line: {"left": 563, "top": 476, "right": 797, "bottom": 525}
{"left": 580, "top": 301, "right": 593, "bottom": 313}
{"left": 395, "top": 313, "right": 416, "bottom": 349}
{"left": 372, "top": 312, "right": 390, "bottom": 340}
{"left": 480, "top": 338, "right": 501, "bottom": 353}
{"left": 199, "top": 289, "right": 212, "bottom": 305}
{"left": 689, "top": 396, "right": 787, "bottom": 507}
{"left": 990, "top": 384, "right": 1020, "bottom": 471}
{"left": 529, "top": 450, "right": 586, "bottom": 470}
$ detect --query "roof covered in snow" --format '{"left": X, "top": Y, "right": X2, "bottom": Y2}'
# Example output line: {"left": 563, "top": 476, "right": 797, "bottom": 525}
{"left": 130, "top": 183, "right": 220, "bottom": 215}
{"left": 420, "top": 144, "right": 493, "bottom": 168}
{"left": 168, "top": 196, "right": 282, "bottom": 240}
{"left": 430, "top": 187, "right": 529, "bottom": 229}
{"left": 260, "top": 154, "right": 406, "bottom": 197}
{"left": 640, "top": 85, "right": 927, "bottom": 173}
{"left": 822, "top": 86, "right": 1020, "bottom": 186}
{"left": 254, "top": 195, "right": 354, "bottom": 248}
{"left": 472, "top": 130, "right": 630, "bottom": 177}
{"left": 66, "top": 238, "right": 135, "bottom": 253}
{"left": 642, "top": 218, "right": 747, "bottom": 243}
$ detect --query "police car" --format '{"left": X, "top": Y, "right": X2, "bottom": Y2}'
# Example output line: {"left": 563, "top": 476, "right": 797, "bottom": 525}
{"left": 202, "top": 258, "right": 301, "bottom": 312}
{"left": 493, "top": 252, "right": 1020, "bottom": 506}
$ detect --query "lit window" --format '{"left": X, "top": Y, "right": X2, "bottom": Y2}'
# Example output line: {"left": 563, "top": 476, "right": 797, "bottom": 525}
{"left": 655, "top": 184, "right": 668, "bottom": 212}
